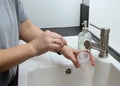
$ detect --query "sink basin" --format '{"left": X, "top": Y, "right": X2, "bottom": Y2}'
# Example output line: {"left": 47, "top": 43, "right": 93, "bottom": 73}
{"left": 27, "top": 64, "right": 94, "bottom": 86}
{"left": 18, "top": 36, "right": 120, "bottom": 86}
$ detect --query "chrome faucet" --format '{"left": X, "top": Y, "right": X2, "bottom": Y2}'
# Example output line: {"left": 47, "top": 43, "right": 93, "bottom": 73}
{"left": 84, "top": 28, "right": 110, "bottom": 58}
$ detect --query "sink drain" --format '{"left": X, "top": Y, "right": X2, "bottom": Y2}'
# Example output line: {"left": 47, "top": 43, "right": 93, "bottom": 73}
{"left": 66, "top": 68, "right": 72, "bottom": 75}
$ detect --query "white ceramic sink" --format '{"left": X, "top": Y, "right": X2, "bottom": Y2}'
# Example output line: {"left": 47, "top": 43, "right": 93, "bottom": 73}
{"left": 18, "top": 36, "right": 120, "bottom": 86}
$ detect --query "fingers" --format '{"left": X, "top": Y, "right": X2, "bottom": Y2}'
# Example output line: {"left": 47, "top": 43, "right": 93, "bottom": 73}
{"left": 71, "top": 55, "right": 80, "bottom": 68}
{"left": 48, "top": 39, "right": 66, "bottom": 53}
{"left": 89, "top": 53, "right": 96, "bottom": 66}
{"left": 37, "top": 30, "right": 66, "bottom": 53}
{"left": 48, "top": 43, "right": 61, "bottom": 52}
{"left": 85, "top": 51, "right": 96, "bottom": 66}
{"left": 47, "top": 30, "right": 67, "bottom": 45}
{"left": 52, "top": 38, "right": 65, "bottom": 48}
{"left": 66, "top": 49, "right": 80, "bottom": 68}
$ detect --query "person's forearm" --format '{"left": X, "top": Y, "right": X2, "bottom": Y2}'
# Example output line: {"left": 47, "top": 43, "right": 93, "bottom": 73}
{"left": 20, "top": 19, "right": 43, "bottom": 42}
{"left": 0, "top": 43, "right": 34, "bottom": 73}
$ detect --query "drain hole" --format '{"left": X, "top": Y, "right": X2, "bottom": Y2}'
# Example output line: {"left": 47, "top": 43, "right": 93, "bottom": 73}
{"left": 66, "top": 68, "right": 72, "bottom": 74}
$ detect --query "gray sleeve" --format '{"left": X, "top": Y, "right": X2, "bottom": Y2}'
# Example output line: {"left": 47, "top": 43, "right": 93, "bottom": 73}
{"left": 18, "top": 0, "right": 28, "bottom": 24}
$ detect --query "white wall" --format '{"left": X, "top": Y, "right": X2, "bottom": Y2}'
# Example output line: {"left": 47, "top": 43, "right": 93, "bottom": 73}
{"left": 21, "top": 0, "right": 82, "bottom": 28}
{"left": 82, "top": 0, "right": 89, "bottom": 6}
{"left": 89, "top": 0, "right": 120, "bottom": 53}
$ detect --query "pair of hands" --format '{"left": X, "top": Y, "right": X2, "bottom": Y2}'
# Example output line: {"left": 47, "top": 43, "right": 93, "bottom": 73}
{"left": 29, "top": 30, "right": 95, "bottom": 68}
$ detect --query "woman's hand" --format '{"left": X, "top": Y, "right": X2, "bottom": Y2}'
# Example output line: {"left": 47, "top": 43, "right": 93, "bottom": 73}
{"left": 29, "top": 30, "right": 67, "bottom": 56}
{"left": 61, "top": 46, "right": 95, "bottom": 68}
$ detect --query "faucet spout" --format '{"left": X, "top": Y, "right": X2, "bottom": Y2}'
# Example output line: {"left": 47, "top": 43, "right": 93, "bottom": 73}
{"left": 84, "top": 40, "right": 105, "bottom": 51}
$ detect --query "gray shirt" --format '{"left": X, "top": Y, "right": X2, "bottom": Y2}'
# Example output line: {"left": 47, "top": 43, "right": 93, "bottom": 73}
{"left": 0, "top": 0, "right": 27, "bottom": 86}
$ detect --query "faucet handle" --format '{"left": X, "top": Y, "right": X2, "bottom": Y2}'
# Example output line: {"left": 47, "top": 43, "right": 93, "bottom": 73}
{"left": 100, "top": 28, "right": 110, "bottom": 37}
{"left": 99, "top": 28, "right": 110, "bottom": 57}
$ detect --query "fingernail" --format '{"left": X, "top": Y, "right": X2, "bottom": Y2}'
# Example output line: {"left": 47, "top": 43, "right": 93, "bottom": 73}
{"left": 76, "top": 64, "right": 80, "bottom": 68}
{"left": 92, "top": 62, "right": 96, "bottom": 66}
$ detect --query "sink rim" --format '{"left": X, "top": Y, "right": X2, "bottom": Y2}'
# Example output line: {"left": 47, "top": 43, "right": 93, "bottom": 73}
{"left": 18, "top": 36, "right": 120, "bottom": 86}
